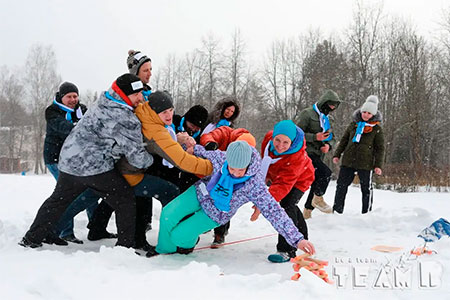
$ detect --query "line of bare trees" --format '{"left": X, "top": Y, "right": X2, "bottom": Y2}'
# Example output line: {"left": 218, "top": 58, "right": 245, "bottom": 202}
{"left": 0, "top": 3, "right": 449, "bottom": 188}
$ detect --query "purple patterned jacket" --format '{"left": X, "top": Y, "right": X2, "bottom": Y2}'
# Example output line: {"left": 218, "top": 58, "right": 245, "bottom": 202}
{"left": 193, "top": 145, "right": 304, "bottom": 247}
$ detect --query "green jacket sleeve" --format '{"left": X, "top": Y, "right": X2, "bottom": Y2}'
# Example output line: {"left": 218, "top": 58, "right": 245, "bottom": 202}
{"left": 334, "top": 123, "right": 352, "bottom": 158}
{"left": 373, "top": 126, "right": 385, "bottom": 169}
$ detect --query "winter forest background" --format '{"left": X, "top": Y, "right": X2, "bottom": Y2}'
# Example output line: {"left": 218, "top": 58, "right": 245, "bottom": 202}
{"left": 0, "top": 3, "right": 449, "bottom": 191}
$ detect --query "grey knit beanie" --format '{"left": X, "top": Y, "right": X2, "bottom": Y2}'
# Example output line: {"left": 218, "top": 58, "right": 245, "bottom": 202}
{"left": 127, "top": 50, "right": 151, "bottom": 75}
{"left": 361, "top": 95, "right": 379, "bottom": 115}
{"left": 226, "top": 141, "right": 252, "bottom": 169}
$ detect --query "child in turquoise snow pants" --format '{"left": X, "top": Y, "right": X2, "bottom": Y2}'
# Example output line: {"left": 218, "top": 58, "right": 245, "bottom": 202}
{"left": 156, "top": 186, "right": 219, "bottom": 253}
{"left": 152, "top": 141, "right": 316, "bottom": 256}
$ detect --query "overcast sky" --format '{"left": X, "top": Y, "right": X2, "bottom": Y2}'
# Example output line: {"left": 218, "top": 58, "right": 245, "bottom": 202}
{"left": 0, "top": 0, "right": 448, "bottom": 93}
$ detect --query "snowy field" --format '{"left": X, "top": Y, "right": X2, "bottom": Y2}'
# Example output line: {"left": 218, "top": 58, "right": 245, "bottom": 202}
{"left": 0, "top": 173, "right": 448, "bottom": 300}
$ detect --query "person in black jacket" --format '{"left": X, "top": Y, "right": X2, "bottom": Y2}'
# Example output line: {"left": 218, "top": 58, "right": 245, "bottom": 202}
{"left": 43, "top": 82, "right": 114, "bottom": 245}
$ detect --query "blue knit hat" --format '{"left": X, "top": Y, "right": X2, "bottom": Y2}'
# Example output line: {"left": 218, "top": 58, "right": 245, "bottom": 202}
{"left": 226, "top": 141, "right": 252, "bottom": 169}
{"left": 273, "top": 120, "right": 297, "bottom": 141}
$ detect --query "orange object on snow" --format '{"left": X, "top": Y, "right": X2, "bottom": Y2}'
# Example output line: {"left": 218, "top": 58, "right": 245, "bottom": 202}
{"left": 410, "top": 246, "right": 434, "bottom": 256}
{"left": 290, "top": 254, "right": 331, "bottom": 284}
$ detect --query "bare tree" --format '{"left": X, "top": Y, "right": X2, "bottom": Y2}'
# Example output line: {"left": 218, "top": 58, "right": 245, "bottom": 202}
{"left": 25, "top": 44, "right": 61, "bottom": 174}
{"left": 346, "top": 0, "right": 383, "bottom": 95}
{"left": 200, "top": 33, "right": 223, "bottom": 109}
{"left": 0, "top": 66, "right": 30, "bottom": 172}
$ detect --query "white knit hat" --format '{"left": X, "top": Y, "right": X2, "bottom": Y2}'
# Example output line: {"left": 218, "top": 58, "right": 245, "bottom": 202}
{"left": 361, "top": 95, "right": 379, "bottom": 115}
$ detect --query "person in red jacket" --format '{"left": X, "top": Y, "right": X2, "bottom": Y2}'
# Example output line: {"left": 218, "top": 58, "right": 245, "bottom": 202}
{"left": 256, "top": 120, "right": 315, "bottom": 262}
{"left": 200, "top": 126, "right": 256, "bottom": 247}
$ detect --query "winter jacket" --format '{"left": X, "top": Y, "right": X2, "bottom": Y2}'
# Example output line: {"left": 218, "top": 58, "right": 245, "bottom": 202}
{"left": 193, "top": 145, "right": 304, "bottom": 248}
{"left": 333, "top": 109, "right": 385, "bottom": 170}
{"left": 296, "top": 95, "right": 341, "bottom": 159}
{"left": 43, "top": 102, "right": 87, "bottom": 164}
{"left": 117, "top": 102, "right": 213, "bottom": 186}
{"left": 261, "top": 131, "right": 315, "bottom": 201}
{"left": 200, "top": 127, "right": 250, "bottom": 151}
{"left": 58, "top": 89, "right": 153, "bottom": 176}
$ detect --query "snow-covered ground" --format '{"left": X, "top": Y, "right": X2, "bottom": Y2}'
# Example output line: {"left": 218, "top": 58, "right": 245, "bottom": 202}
{"left": 0, "top": 174, "right": 448, "bottom": 299}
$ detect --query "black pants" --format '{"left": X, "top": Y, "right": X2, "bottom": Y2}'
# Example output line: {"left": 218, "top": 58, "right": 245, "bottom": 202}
{"left": 25, "top": 169, "right": 136, "bottom": 247}
{"left": 277, "top": 188, "right": 308, "bottom": 253}
{"left": 214, "top": 221, "right": 230, "bottom": 237}
{"left": 304, "top": 154, "right": 332, "bottom": 210}
{"left": 88, "top": 197, "right": 151, "bottom": 246}
{"left": 333, "top": 166, "right": 373, "bottom": 214}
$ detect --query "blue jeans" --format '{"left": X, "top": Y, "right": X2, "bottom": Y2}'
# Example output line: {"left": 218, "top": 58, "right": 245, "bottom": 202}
{"left": 133, "top": 174, "right": 180, "bottom": 207}
{"left": 46, "top": 163, "right": 99, "bottom": 238}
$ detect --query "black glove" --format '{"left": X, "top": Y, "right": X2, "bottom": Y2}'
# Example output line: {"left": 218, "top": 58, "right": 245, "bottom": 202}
{"left": 204, "top": 142, "right": 218, "bottom": 151}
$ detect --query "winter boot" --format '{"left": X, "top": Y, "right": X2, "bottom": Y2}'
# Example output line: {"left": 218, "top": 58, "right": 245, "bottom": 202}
{"left": 267, "top": 250, "right": 296, "bottom": 263}
{"left": 18, "top": 236, "right": 42, "bottom": 248}
{"left": 211, "top": 234, "right": 225, "bottom": 249}
{"left": 312, "top": 195, "right": 332, "bottom": 213}
{"left": 145, "top": 246, "right": 159, "bottom": 258}
{"left": 87, "top": 229, "right": 118, "bottom": 241}
{"left": 42, "top": 233, "right": 69, "bottom": 246}
{"left": 61, "top": 233, "right": 83, "bottom": 244}
{"left": 303, "top": 208, "right": 312, "bottom": 219}
{"left": 177, "top": 237, "right": 200, "bottom": 254}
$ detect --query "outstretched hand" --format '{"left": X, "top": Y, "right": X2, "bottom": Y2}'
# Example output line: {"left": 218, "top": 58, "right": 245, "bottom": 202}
{"left": 332, "top": 157, "right": 340, "bottom": 164}
{"left": 250, "top": 205, "right": 261, "bottom": 221}
{"left": 297, "top": 239, "right": 315, "bottom": 255}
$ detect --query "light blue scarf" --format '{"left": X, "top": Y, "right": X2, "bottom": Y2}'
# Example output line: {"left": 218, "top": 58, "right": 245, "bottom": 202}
{"left": 216, "top": 119, "right": 231, "bottom": 128}
{"left": 53, "top": 99, "right": 83, "bottom": 123}
{"left": 352, "top": 121, "right": 376, "bottom": 143}
{"left": 313, "top": 103, "right": 332, "bottom": 142}
{"left": 207, "top": 161, "right": 252, "bottom": 212}
{"left": 104, "top": 91, "right": 133, "bottom": 110}
{"left": 177, "top": 117, "right": 200, "bottom": 139}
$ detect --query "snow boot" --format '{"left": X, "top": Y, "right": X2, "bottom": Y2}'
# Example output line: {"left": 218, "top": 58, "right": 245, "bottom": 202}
{"left": 87, "top": 229, "right": 118, "bottom": 241}
{"left": 18, "top": 237, "right": 42, "bottom": 248}
{"left": 177, "top": 237, "right": 200, "bottom": 254}
{"left": 312, "top": 195, "right": 332, "bottom": 213}
{"left": 42, "top": 233, "right": 68, "bottom": 246}
{"left": 268, "top": 250, "right": 296, "bottom": 263}
{"left": 145, "top": 246, "right": 159, "bottom": 258}
{"left": 211, "top": 234, "right": 225, "bottom": 249}
{"left": 61, "top": 233, "right": 83, "bottom": 244}
{"left": 135, "top": 239, "right": 154, "bottom": 252}
{"left": 303, "top": 208, "right": 312, "bottom": 219}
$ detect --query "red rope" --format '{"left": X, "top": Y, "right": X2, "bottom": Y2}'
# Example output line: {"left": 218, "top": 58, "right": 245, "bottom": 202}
{"left": 193, "top": 233, "right": 278, "bottom": 251}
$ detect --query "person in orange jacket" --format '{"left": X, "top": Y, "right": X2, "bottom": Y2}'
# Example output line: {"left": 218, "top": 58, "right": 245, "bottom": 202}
{"left": 256, "top": 120, "right": 315, "bottom": 262}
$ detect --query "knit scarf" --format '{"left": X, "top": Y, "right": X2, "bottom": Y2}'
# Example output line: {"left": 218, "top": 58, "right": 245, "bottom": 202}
{"left": 207, "top": 161, "right": 252, "bottom": 212}
{"left": 104, "top": 91, "right": 133, "bottom": 110}
{"left": 260, "top": 142, "right": 282, "bottom": 178}
{"left": 177, "top": 117, "right": 200, "bottom": 139}
{"left": 216, "top": 119, "right": 231, "bottom": 128}
{"left": 313, "top": 103, "right": 332, "bottom": 142}
{"left": 162, "top": 124, "right": 177, "bottom": 168}
{"left": 142, "top": 89, "right": 152, "bottom": 102}
{"left": 53, "top": 99, "right": 83, "bottom": 123}
{"left": 352, "top": 121, "right": 379, "bottom": 143}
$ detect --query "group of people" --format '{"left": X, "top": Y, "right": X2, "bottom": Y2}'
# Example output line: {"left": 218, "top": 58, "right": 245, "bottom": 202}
{"left": 19, "top": 49, "right": 385, "bottom": 263}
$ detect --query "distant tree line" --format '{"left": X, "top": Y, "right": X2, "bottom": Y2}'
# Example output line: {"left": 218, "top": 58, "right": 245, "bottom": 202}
{"left": 0, "top": 2, "right": 449, "bottom": 189}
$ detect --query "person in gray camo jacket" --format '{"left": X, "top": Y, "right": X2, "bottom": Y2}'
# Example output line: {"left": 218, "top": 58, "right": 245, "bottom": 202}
{"left": 20, "top": 73, "right": 153, "bottom": 249}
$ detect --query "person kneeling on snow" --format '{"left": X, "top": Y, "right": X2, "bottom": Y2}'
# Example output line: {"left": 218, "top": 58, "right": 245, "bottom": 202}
{"left": 147, "top": 141, "right": 315, "bottom": 257}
